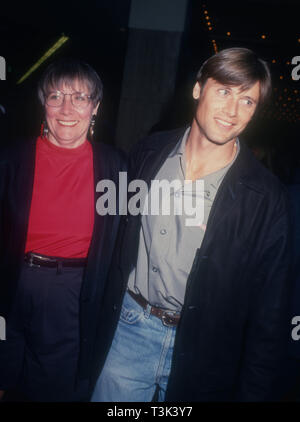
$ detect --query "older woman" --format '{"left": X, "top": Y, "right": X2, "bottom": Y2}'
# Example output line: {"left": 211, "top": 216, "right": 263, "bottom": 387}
{"left": 0, "top": 59, "right": 126, "bottom": 401}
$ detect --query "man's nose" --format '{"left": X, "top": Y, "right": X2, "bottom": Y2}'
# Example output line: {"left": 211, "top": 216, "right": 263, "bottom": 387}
{"left": 223, "top": 97, "right": 238, "bottom": 117}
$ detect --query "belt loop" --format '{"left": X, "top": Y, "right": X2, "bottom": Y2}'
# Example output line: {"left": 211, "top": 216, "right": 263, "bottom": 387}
{"left": 57, "top": 260, "right": 63, "bottom": 275}
{"left": 144, "top": 303, "right": 151, "bottom": 319}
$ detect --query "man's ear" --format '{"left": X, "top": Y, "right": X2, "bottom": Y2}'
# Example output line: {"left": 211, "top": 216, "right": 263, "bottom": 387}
{"left": 192, "top": 82, "right": 201, "bottom": 100}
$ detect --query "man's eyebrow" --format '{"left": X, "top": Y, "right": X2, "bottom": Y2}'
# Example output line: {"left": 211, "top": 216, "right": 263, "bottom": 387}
{"left": 215, "top": 83, "right": 232, "bottom": 90}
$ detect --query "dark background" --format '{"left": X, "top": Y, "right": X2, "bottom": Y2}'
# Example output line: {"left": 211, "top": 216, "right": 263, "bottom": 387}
{"left": 1, "top": 0, "right": 300, "bottom": 181}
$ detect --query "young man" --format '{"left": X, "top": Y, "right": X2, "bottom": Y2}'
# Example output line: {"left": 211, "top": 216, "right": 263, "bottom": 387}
{"left": 90, "top": 48, "right": 291, "bottom": 401}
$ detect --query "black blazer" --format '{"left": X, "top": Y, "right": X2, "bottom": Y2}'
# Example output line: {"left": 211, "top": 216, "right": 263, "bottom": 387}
{"left": 90, "top": 127, "right": 292, "bottom": 401}
{"left": 0, "top": 137, "right": 127, "bottom": 384}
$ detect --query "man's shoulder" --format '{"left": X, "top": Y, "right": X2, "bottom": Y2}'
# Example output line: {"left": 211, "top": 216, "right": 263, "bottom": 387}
{"left": 238, "top": 143, "right": 288, "bottom": 200}
{"left": 129, "top": 127, "right": 186, "bottom": 168}
{"left": 136, "top": 127, "right": 186, "bottom": 152}
{"left": 92, "top": 140, "right": 127, "bottom": 173}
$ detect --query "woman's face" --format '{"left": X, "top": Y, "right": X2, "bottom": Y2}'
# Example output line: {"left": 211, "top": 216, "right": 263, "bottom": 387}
{"left": 44, "top": 79, "right": 99, "bottom": 148}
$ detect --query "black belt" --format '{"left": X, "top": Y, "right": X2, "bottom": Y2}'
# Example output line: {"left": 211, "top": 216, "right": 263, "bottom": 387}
{"left": 25, "top": 252, "right": 87, "bottom": 268}
{"left": 127, "top": 290, "right": 180, "bottom": 327}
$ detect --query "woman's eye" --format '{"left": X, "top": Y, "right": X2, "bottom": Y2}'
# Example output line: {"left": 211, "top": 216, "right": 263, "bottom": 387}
{"left": 74, "top": 94, "right": 86, "bottom": 101}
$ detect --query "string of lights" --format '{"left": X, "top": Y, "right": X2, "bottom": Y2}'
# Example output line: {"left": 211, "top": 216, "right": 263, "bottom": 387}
{"left": 201, "top": 3, "right": 300, "bottom": 122}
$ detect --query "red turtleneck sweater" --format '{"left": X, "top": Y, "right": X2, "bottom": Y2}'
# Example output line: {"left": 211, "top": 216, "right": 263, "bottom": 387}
{"left": 25, "top": 136, "right": 95, "bottom": 258}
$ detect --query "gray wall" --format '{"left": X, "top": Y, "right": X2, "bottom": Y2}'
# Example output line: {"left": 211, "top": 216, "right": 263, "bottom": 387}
{"left": 115, "top": 0, "right": 189, "bottom": 151}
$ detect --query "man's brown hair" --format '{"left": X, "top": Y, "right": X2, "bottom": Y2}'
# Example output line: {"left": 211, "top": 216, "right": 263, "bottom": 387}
{"left": 196, "top": 48, "right": 271, "bottom": 110}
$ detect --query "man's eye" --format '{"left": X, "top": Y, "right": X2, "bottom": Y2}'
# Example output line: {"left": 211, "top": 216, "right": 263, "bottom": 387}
{"left": 218, "top": 89, "right": 229, "bottom": 96}
{"left": 242, "top": 99, "right": 253, "bottom": 106}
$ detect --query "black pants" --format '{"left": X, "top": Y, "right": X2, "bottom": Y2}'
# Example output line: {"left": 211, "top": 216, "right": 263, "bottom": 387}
{"left": 0, "top": 262, "right": 89, "bottom": 402}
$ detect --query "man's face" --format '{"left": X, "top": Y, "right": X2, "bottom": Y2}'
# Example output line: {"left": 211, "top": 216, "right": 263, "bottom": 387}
{"left": 192, "top": 77, "right": 260, "bottom": 145}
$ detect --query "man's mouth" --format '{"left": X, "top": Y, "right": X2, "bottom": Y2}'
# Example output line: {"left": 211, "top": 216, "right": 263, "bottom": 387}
{"left": 57, "top": 120, "right": 78, "bottom": 127}
{"left": 215, "top": 118, "right": 235, "bottom": 128}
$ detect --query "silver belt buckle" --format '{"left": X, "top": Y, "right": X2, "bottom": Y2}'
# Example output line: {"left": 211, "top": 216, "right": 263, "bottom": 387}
{"left": 28, "top": 254, "right": 40, "bottom": 268}
{"left": 161, "top": 311, "right": 178, "bottom": 327}
{"left": 32, "top": 253, "right": 56, "bottom": 263}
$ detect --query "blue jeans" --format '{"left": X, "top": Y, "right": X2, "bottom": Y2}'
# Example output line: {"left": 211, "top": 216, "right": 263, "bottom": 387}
{"left": 91, "top": 291, "right": 177, "bottom": 402}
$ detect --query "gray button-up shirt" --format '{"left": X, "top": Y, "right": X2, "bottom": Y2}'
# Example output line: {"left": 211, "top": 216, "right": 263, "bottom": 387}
{"left": 128, "top": 128, "right": 240, "bottom": 311}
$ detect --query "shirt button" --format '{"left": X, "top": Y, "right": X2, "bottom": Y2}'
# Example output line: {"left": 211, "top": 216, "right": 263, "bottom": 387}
{"left": 160, "top": 229, "right": 167, "bottom": 235}
{"left": 152, "top": 266, "right": 158, "bottom": 273}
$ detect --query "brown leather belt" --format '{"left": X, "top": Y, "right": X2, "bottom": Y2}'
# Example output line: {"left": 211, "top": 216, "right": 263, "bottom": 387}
{"left": 25, "top": 252, "right": 87, "bottom": 268}
{"left": 128, "top": 290, "right": 180, "bottom": 327}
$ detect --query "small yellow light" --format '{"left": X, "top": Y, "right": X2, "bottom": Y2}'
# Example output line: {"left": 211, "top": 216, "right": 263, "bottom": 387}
{"left": 286, "top": 61, "right": 290, "bottom": 65}
{"left": 205, "top": 16, "right": 209, "bottom": 20}
{"left": 204, "top": 10, "right": 208, "bottom": 14}
{"left": 279, "top": 75, "right": 283, "bottom": 79}
{"left": 272, "top": 59, "right": 276, "bottom": 63}
{"left": 298, "top": 38, "right": 300, "bottom": 43}
{"left": 294, "top": 90, "right": 298, "bottom": 94}
{"left": 208, "top": 27, "right": 212, "bottom": 31}
{"left": 227, "top": 31, "right": 231, "bottom": 36}
{"left": 261, "top": 34, "right": 266, "bottom": 39}
{"left": 207, "top": 21, "right": 211, "bottom": 26}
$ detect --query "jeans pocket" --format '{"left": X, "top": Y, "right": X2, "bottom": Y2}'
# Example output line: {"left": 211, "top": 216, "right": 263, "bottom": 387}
{"left": 119, "top": 303, "right": 144, "bottom": 325}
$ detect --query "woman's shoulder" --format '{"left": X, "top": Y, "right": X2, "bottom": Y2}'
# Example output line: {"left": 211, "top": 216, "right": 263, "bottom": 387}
{"left": 0, "top": 138, "right": 36, "bottom": 166}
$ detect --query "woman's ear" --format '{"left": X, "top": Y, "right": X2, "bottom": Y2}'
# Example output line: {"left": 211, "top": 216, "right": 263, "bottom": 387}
{"left": 93, "top": 102, "right": 100, "bottom": 115}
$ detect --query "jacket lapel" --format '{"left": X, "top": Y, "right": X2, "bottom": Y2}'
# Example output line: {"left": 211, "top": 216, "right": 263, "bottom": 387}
{"left": 86, "top": 140, "right": 106, "bottom": 266}
{"left": 199, "top": 141, "right": 255, "bottom": 250}
{"left": 12, "top": 138, "right": 37, "bottom": 257}
{"left": 120, "top": 128, "right": 186, "bottom": 274}
{"left": 142, "top": 141, "right": 180, "bottom": 187}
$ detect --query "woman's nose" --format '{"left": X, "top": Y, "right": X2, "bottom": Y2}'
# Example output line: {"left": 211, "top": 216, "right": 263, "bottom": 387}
{"left": 60, "top": 94, "right": 74, "bottom": 113}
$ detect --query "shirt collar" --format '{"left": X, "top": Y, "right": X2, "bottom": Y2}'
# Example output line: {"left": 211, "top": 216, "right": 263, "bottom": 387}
{"left": 168, "top": 126, "right": 190, "bottom": 158}
{"left": 169, "top": 127, "right": 240, "bottom": 159}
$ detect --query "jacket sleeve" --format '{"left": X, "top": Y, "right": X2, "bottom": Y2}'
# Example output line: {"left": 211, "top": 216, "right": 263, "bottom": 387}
{"left": 236, "top": 187, "right": 292, "bottom": 401}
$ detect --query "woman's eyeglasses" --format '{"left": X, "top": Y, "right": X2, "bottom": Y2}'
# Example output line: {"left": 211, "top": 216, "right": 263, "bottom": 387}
{"left": 45, "top": 91, "right": 92, "bottom": 109}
